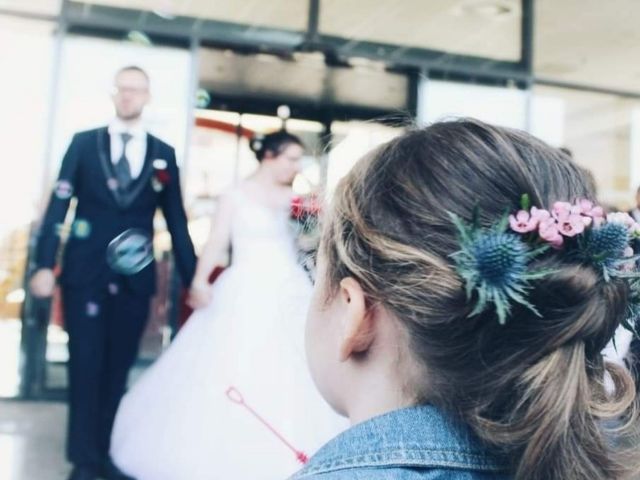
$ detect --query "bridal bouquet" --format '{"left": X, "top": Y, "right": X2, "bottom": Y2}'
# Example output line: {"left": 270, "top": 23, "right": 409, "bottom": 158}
{"left": 290, "top": 195, "right": 322, "bottom": 278}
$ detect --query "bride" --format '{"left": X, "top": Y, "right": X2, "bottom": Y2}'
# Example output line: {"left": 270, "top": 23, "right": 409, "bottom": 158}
{"left": 110, "top": 131, "right": 345, "bottom": 480}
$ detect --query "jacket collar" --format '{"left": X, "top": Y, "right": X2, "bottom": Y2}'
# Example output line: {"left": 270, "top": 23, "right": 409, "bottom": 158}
{"left": 292, "top": 405, "right": 508, "bottom": 478}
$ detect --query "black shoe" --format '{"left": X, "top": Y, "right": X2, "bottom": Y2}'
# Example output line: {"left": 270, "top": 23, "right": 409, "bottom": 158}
{"left": 67, "top": 466, "right": 98, "bottom": 480}
{"left": 103, "top": 459, "right": 136, "bottom": 480}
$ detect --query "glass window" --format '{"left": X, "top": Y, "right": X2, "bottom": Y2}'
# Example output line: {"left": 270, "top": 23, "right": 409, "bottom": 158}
{"left": 320, "top": 0, "right": 521, "bottom": 61}
{"left": 75, "top": 0, "right": 307, "bottom": 31}
{"left": 0, "top": 15, "right": 56, "bottom": 397}
{"left": 185, "top": 110, "right": 326, "bottom": 251}
{"left": 418, "top": 79, "right": 527, "bottom": 129}
{"left": 326, "top": 121, "right": 404, "bottom": 198}
{"left": 532, "top": 85, "right": 640, "bottom": 208}
{"left": 0, "top": 0, "right": 61, "bottom": 15}
{"left": 39, "top": 34, "right": 193, "bottom": 390}
{"left": 50, "top": 35, "right": 192, "bottom": 175}
{"left": 535, "top": 2, "right": 639, "bottom": 93}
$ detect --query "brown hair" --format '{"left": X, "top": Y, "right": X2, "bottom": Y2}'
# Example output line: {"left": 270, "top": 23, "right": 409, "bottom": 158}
{"left": 321, "top": 119, "right": 640, "bottom": 480}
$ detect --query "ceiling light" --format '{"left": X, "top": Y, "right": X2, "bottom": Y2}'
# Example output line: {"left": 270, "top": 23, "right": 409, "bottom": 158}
{"left": 153, "top": 10, "right": 176, "bottom": 20}
{"left": 456, "top": 0, "right": 518, "bottom": 19}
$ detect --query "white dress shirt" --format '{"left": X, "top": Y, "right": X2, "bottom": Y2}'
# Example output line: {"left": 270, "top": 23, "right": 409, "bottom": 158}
{"left": 108, "top": 118, "right": 147, "bottom": 179}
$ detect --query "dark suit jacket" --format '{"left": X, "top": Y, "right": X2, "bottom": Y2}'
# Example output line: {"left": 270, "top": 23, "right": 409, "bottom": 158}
{"left": 35, "top": 126, "right": 196, "bottom": 295}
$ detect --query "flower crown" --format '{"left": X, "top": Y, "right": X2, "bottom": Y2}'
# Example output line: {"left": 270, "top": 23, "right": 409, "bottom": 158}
{"left": 450, "top": 194, "right": 640, "bottom": 329}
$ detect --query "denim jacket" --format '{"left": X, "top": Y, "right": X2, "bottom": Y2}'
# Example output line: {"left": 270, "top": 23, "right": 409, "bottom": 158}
{"left": 290, "top": 405, "right": 510, "bottom": 479}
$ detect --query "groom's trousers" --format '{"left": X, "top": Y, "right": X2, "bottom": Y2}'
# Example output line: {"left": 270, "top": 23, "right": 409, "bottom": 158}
{"left": 63, "top": 281, "right": 151, "bottom": 472}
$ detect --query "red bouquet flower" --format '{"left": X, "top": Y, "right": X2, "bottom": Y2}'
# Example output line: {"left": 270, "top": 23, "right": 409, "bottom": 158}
{"left": 290, "top": 195, "right": 322, "bottom": 279}
{"left": 290, "top": 195, "right": 321, "bottom": 228}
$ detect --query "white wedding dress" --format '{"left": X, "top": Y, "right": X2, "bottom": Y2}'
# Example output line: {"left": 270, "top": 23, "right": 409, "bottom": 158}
{"left": 110, "top": 189, "right": 345, "bottom": 480}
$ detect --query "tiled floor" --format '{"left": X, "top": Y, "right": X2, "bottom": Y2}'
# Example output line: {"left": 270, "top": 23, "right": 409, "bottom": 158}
{"left": 0, "top": 400, "right": 71, "bottom": 480}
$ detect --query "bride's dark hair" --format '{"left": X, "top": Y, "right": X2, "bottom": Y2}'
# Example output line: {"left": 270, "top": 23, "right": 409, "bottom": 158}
{"left": 250, "top": 130, "right": 303, "bottom": 162}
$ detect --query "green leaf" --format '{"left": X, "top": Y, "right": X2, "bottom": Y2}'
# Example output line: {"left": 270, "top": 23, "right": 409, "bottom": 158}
{"left": 520, "top": 193, "right": 531, "bottom": 211}
{"left": 448, "top": 212, "right": 472, "bottom": 245}
{"left": 495, "top": 297, "right": 508, "bottom": 325}
{"left": 496, "top": 214, "right": 509, "bottom": 233}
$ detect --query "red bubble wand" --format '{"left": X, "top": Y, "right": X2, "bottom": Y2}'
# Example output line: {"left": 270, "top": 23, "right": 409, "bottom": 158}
{"left": 225, "top": 386, "right": 309, "bottom": 464}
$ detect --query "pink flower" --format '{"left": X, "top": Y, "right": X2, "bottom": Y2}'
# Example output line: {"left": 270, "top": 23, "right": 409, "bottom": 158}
{"left": 577, "top": 199, "right": 604, "bottom": 219}
{"left": 624, "top": 246, "right": 634, "bottom": 258}
{"left": 530, "top": 207, "right": 551, "bottom": 222}
{"left": 557, "top": 213, "right": 586, "bottom": 237}
{"left": 552, "top": 201, "right": 573, "bottom": 219}
{"left": 577, "top": 199, "right": 594, "bottom": 214}
{"left": 539, "top": 218, "right": 564, "bottom": 248}
{"left": 590, "top": 206, "right": 605, "bottom": 218}
{"left": 509, "top": 210, "right": 539, "bottom": 233}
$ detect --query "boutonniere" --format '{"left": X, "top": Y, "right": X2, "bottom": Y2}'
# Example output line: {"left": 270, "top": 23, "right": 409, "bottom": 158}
{"left": 151, "top": 159, "right": 171, "bottom": 192}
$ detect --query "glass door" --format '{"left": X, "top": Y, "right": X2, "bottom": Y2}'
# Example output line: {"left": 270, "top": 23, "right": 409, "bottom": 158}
{"left": 20, "top": 33, "right": 193, "bottom": 398}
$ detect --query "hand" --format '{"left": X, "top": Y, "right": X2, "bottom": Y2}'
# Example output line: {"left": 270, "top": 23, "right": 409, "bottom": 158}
{"left": 30, "top": 268, "right": 56, "bottom": 298}
{"left": 187, "top": 283, "right": 212, "bottom": 310}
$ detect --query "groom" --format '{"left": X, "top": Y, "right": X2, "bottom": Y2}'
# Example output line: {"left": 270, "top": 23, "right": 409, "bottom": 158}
{"left": 30, "top": 66, "right": 196, "bottom": 480}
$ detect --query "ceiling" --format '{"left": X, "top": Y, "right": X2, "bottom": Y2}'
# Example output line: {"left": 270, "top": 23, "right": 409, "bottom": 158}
{"left": 535, "top": 0, "right": 640, "bottom": 93}
{"left": 0, "top": 0, "right": 61, "bottom": 16}
{"left": 8, "top": 0, "right": 638, "bottom": 93}
{"left": 66, "top": 0, "right": 640, "bottom": 92}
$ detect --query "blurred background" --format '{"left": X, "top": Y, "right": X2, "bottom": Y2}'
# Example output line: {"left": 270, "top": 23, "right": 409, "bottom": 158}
{"left": 1, "top": 0, "right": 639, "bottom": 478}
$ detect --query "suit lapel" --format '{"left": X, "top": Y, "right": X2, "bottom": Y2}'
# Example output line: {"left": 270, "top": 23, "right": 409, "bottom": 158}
{"left": 97, "top": 127, "right": 124, "bottom": 207}
{"left": 118, "top": 133, "right": 157, "bottom": 209}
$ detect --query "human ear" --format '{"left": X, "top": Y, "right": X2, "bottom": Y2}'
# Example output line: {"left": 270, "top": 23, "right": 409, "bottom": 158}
{"left": 338, "top": 277, "right": 375, "bottom": 362}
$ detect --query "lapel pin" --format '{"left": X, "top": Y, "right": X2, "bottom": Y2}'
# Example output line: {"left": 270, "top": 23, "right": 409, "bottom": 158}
{"left": 54, "top": 180, "right": 74, "bottom": 200}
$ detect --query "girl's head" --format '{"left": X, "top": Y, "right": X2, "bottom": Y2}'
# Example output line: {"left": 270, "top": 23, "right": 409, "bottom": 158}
{"left": 250, "top": 130, "right": 304, "bottom": 186}
{"left": 306, "top": 119, "right": 639, "bottom": 480}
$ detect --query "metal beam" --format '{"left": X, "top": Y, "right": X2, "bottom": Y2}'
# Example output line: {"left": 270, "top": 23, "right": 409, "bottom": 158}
{"left": 65, "top": 2, "right": 529, "bottom": 82}
{"left": 305, "top": 0, "right": 320, "bottom": 47}
{"left": 520, "top": 0, "right": 535, "bottom": 132}
{"left": 535, "top": 77, "right": 640, "bottom": 100}
{"left": 520, "top": 0, "right": 534, "bottom": 77}
{"left": 65, "top": 2, "right": 305, "bottom": 50}
{"left": 319, "top": 35, "right": 529, "bottom": 81}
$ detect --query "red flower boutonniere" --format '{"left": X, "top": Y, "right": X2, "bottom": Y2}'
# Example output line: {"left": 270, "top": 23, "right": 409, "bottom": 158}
{"left": 151, "top": 159, "right": 171, "bottom": 192}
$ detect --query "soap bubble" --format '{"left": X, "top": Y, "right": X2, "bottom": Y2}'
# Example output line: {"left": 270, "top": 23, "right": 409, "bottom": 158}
{"left": 107, "top": 178, "right": 119, "bottom": 191}
{"left": 106, "top": 229, "right": 154, "bottom": 275}
{"left": 195, "top": 88, "right": 211, "bottom": 108}
{"left": 72, "top": 219, "right": 92, "bottom": 239}
{"left": 54, "top": 180, "right": 73, "bottom": 200}
{"left": 108, "top": 283, "right": 119, "bottom": 295}
{"left": 86, "top": 302, "right": 100, "bottom": 317}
